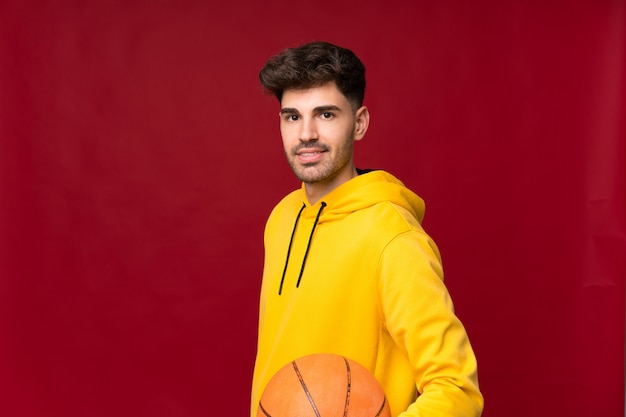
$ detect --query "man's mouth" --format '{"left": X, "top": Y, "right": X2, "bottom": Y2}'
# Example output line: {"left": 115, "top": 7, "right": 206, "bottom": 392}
{"left": 296, "top": 148, "right": 326, "bottom": 164}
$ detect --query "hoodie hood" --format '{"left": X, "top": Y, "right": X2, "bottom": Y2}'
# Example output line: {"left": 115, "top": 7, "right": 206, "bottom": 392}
{"left": 300, "top": 169, "right": 425, "bottom": 224}
{"left": 276, "top": 169, "right": 426, "bottom": 295}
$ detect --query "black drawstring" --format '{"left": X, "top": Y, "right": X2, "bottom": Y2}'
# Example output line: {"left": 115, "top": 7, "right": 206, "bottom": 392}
{"left": 296, "top": 202, "right": 326, "bottom": 289}
{"left": 279, "top": 203, "right": 306, "bottom": 295}
{"left": 278, "top": 202, "right": 327, "bottom": 295}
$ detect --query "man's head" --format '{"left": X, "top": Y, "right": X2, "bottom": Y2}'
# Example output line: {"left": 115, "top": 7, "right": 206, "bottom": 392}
{"left": 259, "top": 41, "right": 366, "bottom": 110}
{"left": 260, "top": 41, "right": 370, "bottom": 204}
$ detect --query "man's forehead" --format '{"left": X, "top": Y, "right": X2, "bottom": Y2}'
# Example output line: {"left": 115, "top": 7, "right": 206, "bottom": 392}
{"left": 281, "top": 83, "right": 349, "bottom": 110}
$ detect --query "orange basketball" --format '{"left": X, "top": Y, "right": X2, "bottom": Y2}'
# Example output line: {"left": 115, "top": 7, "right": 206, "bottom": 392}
{"left": 257, "top": 353, "right": 391, "bottom": 417}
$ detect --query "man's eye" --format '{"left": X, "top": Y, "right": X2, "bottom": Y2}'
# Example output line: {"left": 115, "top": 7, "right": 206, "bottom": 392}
{"left": 321, "top": 112, "right": 333, "bottom": 119}
{"left": 285, "top": 114, "right": 298, "bottom": 121}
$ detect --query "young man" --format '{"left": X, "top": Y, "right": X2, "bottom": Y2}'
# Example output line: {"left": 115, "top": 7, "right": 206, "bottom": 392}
{"left": 251, "top": 41, "right": 483, "bottom": 417}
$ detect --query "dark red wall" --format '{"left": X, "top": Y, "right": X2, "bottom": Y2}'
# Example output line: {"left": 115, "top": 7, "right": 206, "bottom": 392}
{"left": 1, "top": 1, "right": 624, "bottom": 416}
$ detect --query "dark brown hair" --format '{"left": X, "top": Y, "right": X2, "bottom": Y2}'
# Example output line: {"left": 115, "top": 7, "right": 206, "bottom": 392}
{"left": 259, "top": 41, "right": 366, "bottom": 109}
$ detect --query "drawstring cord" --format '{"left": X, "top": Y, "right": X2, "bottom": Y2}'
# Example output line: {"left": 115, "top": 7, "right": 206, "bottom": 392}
{"left": 296, "top": 202, "right": 326, "bottom": 289}
{"left": 279, "top": 203, "right": 306, "bottom": 295}
{"left": 278, "top": 202, "right": 327, "bottom": 295}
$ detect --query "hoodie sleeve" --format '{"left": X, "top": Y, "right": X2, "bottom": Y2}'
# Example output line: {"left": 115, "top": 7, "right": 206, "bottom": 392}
{"left": 378, "top": 229, "right": 484, "bottom": 417}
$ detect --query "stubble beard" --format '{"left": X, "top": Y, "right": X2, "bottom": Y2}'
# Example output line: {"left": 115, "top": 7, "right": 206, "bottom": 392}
{"left": 287, "top": 135, "right": 355, "bottom": 185}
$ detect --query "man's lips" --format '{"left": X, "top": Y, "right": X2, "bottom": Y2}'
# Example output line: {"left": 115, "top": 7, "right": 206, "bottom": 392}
{"left": 295, "top": 147, "right": 327, "bottom": 164}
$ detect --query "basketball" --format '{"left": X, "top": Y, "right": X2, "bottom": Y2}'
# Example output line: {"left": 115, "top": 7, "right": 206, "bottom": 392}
{"left": 257, "top": 353, "right": 391, "bottom": 417}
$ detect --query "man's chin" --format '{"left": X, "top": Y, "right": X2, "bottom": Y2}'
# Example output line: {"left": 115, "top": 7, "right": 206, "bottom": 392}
{"left": 292, "top": 164, "right": 324, "bottom": 182}
{"left": 295, "top": 172, "right": 327, "bottom": 184}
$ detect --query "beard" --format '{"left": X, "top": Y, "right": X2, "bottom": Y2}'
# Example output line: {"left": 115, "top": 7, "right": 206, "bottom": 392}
{"left": 286, "top": 132, "right": 355, "bottom": 185}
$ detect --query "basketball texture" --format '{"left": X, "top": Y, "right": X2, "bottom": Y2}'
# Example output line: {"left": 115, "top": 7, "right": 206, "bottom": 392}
{"left": 257, "top": 353, "right": 391, "bottom": 417}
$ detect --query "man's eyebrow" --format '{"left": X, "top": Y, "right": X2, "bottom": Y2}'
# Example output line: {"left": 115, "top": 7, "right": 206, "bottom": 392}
{"left": 280, "top": 105, "right": 344, "bottom": 115}
{"left": 314, "top": 105, "right": 342, "bottom": 112}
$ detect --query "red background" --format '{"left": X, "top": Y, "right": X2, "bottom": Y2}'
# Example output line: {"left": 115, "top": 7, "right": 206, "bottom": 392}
{"left": 1, "top": 1, "right": 624, "bottom": 416}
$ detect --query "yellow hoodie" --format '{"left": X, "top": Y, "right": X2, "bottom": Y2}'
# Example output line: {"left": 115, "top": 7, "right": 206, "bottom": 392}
{"left": 251, "top": 170, "right": 483, "bottom": 417}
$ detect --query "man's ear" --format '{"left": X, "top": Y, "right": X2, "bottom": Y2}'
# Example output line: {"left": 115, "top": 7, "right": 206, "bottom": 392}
{"left": 353, "top": 106, "right": 370, "bottom": 141}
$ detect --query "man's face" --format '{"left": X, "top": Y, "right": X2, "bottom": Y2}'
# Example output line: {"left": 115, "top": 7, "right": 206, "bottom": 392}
{"left": 279, "top": 82, "right": 368, "bottom": 193}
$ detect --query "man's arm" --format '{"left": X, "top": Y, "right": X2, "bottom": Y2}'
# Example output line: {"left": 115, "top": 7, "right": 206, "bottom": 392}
{"left": 379, "top": 230, "right": 483, "bottom": 417}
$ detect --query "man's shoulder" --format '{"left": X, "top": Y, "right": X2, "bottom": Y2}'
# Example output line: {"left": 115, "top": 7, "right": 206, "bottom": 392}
{"left": 276, "top": 188, "right": 302, "bottom": 207}
{"left": 268, "top": 189, "right": 302, "bottom": 217}
{"left": 357, "top": 200, "right": 423, "bottom": 231}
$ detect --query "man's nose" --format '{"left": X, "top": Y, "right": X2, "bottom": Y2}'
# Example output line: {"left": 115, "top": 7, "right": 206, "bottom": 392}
{"left": 299, "top": 117, "right": 318, "bottom": 142}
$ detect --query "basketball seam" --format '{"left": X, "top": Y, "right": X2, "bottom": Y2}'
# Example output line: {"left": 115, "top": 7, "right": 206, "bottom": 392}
{"left": 293, "top": 360, "right": 322, "bottom": 417}
{"left": 258, "top": 401, "right": 272, "bottom": 417}
{"left": 375, "top": 396, "right": 388, "bottom": 417}
{"left": 343, "top": 356, "right": 351, "bottom": 417}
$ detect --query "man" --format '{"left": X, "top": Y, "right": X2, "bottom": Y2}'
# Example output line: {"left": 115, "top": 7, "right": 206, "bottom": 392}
{"left": 251, "top": 41, "right": 483, "bottom": 417}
